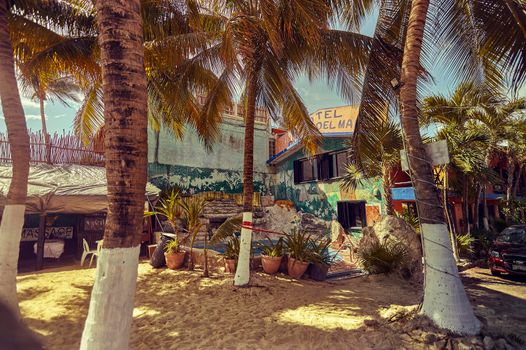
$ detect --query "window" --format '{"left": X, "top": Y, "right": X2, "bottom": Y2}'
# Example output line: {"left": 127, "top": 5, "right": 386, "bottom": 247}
{"left": 293, "top": 158, "right": 317, "bottom": 183}
{"left": 337, "top": 201, "right": 366, "bottom": 229}
{"left": 293, "top": 149, "right": 349, "bottom": 184}
{"left": 269, "top": 139, "right": 276, "bottom": 157}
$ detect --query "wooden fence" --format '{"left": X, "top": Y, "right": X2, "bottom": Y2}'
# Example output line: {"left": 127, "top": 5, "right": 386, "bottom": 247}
{"left": 0, "top": 131, "right": 104, "bottom": 166}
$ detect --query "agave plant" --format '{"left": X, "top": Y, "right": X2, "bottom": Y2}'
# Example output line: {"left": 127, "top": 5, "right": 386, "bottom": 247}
{"left": 258, "top": 237, "right": 285, "bottom": 258}
{"left": 285, "top": 229, "right": 313, "bottom": 263}
{"left": 307, "top": 237, "right": 333, "bottom": 266}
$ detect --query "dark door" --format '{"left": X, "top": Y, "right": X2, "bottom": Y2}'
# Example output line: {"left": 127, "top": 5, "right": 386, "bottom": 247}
{"left": 337, "top": 201, "right": 366, "bottom": 229}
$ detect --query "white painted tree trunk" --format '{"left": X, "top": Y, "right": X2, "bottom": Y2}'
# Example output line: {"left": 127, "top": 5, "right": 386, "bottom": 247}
{"left": 421, "top": 223, "right": 480, "bottom": 334}
{"left": 234, "top": 212, "right": 252, "bottom": 286}
{"left": 0, "top": 204, "right": 25, "bottom": 317}
{"left": 80, "top": 245, "right": 140, "bottom": 350}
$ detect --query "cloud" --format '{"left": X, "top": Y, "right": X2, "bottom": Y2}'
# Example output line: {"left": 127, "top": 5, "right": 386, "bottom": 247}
{"left": 25, "top": 114, "right": 43, "bottom": 120}
{"left": 21, "top": 97, "right": 40, "bottom": 109}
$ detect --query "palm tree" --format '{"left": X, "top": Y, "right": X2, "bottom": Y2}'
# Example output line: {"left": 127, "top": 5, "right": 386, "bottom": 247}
{"left": 340, "top": 0, "right": 526, "bottom": 334}
{"left": 0, "top": 0, "right": 31, "bottom": 317}
{"left": 13, "top": 0, "right": 231, "bottom": 147}
{"left": 199, "top": 0, "right": 374, "bottom": 286}
{"left": 79, "top": 1, "right": 147, "bottom": 349}
{"left": 424, "top": 82, "right": 526, "bottom": 231}
{"left": 341, "top": 119, "right": 402, "bottom": 215}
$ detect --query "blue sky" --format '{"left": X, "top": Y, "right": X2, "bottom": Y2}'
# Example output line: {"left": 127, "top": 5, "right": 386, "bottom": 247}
{"left": 1, "top": 11, "right": 524, "bottom": 134}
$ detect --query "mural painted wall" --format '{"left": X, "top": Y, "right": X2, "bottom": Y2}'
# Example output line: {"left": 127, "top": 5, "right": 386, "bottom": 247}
{"left": 148, "top": 163, "right": 271, "bottom": 195}
{"left": 271, "top": 138, "right": 384, "bottom": 221}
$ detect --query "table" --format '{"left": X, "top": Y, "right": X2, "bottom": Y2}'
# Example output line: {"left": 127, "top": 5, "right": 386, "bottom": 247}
{"left": 33, "top": 239, "right": 65, "bottom": 259}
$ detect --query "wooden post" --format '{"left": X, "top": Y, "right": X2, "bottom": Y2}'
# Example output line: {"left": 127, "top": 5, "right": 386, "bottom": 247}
{"left": 36, "top": 213, "right": 46, "bottom": 270}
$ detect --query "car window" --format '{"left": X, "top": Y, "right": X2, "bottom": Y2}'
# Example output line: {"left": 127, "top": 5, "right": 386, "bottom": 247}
{"left": 497, "top": 227, "right": 526, "bottom": 244}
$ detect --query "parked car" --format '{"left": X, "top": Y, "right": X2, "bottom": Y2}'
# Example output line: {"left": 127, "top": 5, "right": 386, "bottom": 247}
{"left": 488, "top": 225, "right": 526, "bottom": 276}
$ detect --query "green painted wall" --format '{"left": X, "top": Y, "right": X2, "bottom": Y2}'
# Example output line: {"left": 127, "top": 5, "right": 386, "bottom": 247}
{"left": 271, "top": 138, "right": 384, "bottom": 221}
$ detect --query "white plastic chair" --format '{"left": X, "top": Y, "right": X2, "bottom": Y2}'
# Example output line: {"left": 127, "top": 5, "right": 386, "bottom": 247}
{"left": 81, "top": 238, "right": 99, "bottom": 267}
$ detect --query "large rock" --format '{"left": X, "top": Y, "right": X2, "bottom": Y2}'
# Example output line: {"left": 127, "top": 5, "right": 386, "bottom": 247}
{"left": 358, "top": 215, "right": 422, "bottom": 280}
{"left": 299, "top": 212, "right": 330, "bottom": 238}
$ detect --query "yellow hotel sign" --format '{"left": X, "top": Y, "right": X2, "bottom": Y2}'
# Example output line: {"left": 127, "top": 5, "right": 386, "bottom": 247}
{"left": 310, "top": 105, "right": 358, "bottom": 135}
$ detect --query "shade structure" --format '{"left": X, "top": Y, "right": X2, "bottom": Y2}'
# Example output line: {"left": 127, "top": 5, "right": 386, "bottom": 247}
{"left": 0, "top": 164, "right": 160, "bottom": 214}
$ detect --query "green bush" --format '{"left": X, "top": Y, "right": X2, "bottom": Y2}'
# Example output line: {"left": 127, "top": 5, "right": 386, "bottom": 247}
{"left": 359, "top": 241, "right": 409, "bottom": 274}
{"left": 456, "top": 233, "right": 475, "bottom": 255}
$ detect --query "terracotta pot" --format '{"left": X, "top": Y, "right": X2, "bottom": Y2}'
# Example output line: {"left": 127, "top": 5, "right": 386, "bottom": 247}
{"left": 224, "top": 258, "right": 237, "bottom": 273}
{"left": 287, "top": 257, "right": 309, "bottom": 279}
{"left": 164, "top": 251, "right": 186, "bottom": 269}
{"left": 261, "top": 255, "right": 283, "bottom": 274}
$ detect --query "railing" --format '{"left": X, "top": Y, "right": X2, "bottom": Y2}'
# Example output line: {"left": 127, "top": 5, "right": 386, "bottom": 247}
{"left": 0, "top": 131, "right": 104, "bottom": 166}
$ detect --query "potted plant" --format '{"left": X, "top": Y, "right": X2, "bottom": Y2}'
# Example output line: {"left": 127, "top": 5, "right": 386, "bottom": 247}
{"left": 308, "top": 237, "right": 333, "bottom": 281}
{"left": 259, "top": 237, "right": 284, "bottom": 274}
{"left": 285, "top": 230, "right": 312, "bottom": 279}
{"left": 223, "top": 236, "right": 240, "bottom": 273}
{"left": 164, "top": 238, "right": 186, "bottom": 269}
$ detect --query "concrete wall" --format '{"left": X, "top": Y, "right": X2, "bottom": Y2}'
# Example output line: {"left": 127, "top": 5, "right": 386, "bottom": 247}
{"left": 148, "top": 115, "right": 272, "bottom": 194}
{"left": 270, "top": 138, "right": 384, "bottom": 222}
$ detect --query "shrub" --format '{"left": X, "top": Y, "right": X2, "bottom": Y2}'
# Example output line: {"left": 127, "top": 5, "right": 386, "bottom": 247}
{"left": 359, "top": 240, "right": 409, "bottom": 274}
{"left": 456, "top": 233, "right": 475, "bottom": 255}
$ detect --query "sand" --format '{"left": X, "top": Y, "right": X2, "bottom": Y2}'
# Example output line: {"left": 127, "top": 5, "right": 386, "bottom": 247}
{"left": 16, "top": 263, "right": 526, "bottom": 350}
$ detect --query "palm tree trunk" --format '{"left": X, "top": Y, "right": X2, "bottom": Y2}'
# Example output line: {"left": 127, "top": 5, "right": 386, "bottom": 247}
{"left": 513, "top": 164, "right": 522, "bottom": 198}
{"left": 235, "top": 75, "right": 257, "bottom": 287}
{"left": 80, "top": 1, "right": 147, "bottom": 349}
{"left": 506, "top": 156, "right": 515, "bottom": 224}
{"left": 38, "top": 94, "right": 52, "bottom": 163}
{"left": 463, "top": 176, "right": 471, "bottom": 234}
{"left": 382, "top": 165, "right": 394, "bottom": 215}
{"left": 482, "top": 152, "right": 492, "bottom": 231}
{"left": 443, "top": 167, "right": 460, "bottom": 263}
{"left": 0, "top": 0, "right": 30, "bottom": 318}
{"left": 474, "top": 184, "right": 481, "bottom": 230}
{"left": 398, "top": 0, "right": 479, "bottom": 334}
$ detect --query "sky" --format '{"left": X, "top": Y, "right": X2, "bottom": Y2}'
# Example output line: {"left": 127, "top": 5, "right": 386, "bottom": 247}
{"left": 1, "top": 10, "right": 525, "bottom": 135}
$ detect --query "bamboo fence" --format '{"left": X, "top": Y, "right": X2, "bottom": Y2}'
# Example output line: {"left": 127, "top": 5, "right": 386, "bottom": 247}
{"left": 0, "top": 131, "right": 104, "bottom": 166}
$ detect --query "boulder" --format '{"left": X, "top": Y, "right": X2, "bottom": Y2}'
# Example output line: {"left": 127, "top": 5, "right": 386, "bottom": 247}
{"left": 358, "top": 215, "right": 422, "bottom": 280}
{"left": 299, "top": 212, "right": 330, "bottom": 237}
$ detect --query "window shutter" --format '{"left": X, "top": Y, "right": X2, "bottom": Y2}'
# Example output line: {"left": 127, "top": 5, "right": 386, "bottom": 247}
{"left": 293, "top": 160, "right": 301, "bottom": 184}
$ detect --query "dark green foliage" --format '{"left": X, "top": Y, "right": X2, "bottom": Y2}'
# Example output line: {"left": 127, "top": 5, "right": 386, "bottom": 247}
{"left": 359, "top": 241, "right": 409, "bottom": 275}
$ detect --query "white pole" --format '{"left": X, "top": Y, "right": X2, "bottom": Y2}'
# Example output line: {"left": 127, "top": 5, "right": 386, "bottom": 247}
{"left": 234, "top": 212, "right": 252, "bottom": 286}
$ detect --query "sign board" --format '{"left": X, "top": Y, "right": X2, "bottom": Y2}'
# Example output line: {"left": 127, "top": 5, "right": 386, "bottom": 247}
{"left": 310, "top": 105, "right": 359, "bottom": 136}
{"left": 400, "top": 139, "right": 449, "bottom": 171}
{"left": 21, "top": 226, "right": 74, "bottom": 242}
{"left": 84, "top": 216, "right": 106, "bottom": 231}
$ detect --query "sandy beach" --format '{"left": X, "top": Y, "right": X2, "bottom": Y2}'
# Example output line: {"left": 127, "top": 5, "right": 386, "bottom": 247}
{"left": 17, "top": 263, "right": 526, "bottom": 349}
